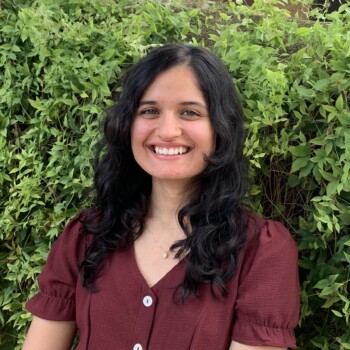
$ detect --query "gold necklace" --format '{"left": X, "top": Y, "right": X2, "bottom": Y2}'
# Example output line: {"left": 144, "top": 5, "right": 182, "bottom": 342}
{"left": 147, "top": 230, "right": 173, "bottom": 259}
{"left": 146, "top": 225, "right": 186, "bottom": 260}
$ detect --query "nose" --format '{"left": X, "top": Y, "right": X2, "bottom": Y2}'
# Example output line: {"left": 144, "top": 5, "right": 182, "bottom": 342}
{"left": 156, "top": 113, "right": 182, "bottom": 140}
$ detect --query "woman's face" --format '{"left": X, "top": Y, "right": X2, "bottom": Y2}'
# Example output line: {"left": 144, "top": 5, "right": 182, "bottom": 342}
{"left": 130, "top": 65, "right": 215, "bottom": 185}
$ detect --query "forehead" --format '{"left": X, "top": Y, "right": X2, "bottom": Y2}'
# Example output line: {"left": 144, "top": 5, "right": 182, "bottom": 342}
{"left": 140, "top": 65, "right": 205, "bottom": 103}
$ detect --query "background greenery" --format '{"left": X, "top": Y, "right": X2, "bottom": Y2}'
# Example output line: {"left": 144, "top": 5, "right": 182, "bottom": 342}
{"left": 0, "top": 0, "right": 349, "bottom": 348}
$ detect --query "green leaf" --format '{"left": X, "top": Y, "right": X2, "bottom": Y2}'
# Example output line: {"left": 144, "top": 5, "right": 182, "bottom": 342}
{"left": 102, "top": 49, "right": 115, "bottom": 60}
{"left": 335, "top": 94, "right": 344, "bottom": 111}
{"left": 319, "top": 169, "right": 338, "bottom": 182}
{"left": 331, "top": 309, "right": 342, "bottom": 317}
{"left": 291, "top": 157, "right": 309, "bottom": 173}
{"left": 296, "top": 27, "right": 311, "bottom": 36}
{"left": 28, "top": 99, "right": 45, "bottom": 111}
{"left": 319, "top": 283, "right": 343, "bottom": 296}
{"left": 1, "top": 25, "right": 16, "bottom": 34}
{"left": 326, "top": 181, "right": 339, "bottom": 197}
{"left": 313, "top": 79, "right": 330, "bottom": 91}
{"left": 289, "top": 145, "right": 310, "bottom": 157}
{"left": 314, "top": 274, "right": 339, "bottom": 289}
{"left": 297, "top": 86, "right": 316, "bottom": 98}
{"left": 288, "top": 175, "right": 300, "bottom": 188}
{"left": 340, "top": 214, "right": 350, "bottom": 226}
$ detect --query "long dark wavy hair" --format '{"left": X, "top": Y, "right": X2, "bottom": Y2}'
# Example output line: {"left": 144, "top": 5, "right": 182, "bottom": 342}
{"left": 80, "top": 43, "right": 248, "bottom": 300}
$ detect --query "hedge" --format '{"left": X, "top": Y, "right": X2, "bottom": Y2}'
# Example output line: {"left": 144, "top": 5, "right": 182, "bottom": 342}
{"left": 0, "top": 0, "right": 349, "bottom": 348}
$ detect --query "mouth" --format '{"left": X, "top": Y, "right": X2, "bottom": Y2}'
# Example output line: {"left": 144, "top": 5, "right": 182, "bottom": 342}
{"left": 152, "top": 146, "right": 190, "bottom": 156}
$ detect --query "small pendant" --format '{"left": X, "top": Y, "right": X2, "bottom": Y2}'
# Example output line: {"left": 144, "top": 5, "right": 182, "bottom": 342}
{"left": 162, "top": 252, "right": 169, "bottom": 259}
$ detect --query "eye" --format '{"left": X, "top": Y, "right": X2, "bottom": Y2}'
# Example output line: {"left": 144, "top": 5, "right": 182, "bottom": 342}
{"left": 181, "top": 110, "right": 200, "bottom": 118}
{"left": 139, "top": 108, "right": 159, "bottom": 118}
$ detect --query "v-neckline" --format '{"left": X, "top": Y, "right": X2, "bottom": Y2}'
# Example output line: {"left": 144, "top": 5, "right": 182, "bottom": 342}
{"left": 131, "top": 244, "right": 186, "bottom": 291}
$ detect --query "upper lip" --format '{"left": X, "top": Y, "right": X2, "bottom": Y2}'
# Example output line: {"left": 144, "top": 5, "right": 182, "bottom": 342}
{"left": 147, "top": 142, "right": 191, "bottom": 148}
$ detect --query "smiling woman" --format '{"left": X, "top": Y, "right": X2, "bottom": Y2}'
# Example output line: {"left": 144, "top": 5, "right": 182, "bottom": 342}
{"left": 23, "top": 44, "right": 299, "bottom": 350}
{"left": 131, "top": 65, "right": 215, "bottom": 183}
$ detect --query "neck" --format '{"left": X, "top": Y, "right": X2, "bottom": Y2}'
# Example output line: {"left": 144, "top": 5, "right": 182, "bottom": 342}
{"left": 147, "top": 179, "right": 195, "bottom": 226}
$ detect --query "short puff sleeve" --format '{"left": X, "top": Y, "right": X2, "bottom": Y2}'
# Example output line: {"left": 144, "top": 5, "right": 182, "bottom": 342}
{"left": 26, "top": 215, "right": 89, "bottom": 321}
{"left": 232, "top": 219, "right": 300, "bottom": 348}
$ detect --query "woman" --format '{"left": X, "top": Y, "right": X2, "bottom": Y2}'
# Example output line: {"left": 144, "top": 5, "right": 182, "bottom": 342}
{"left": 23, "top": 44, "right": 299, "bottom": 350}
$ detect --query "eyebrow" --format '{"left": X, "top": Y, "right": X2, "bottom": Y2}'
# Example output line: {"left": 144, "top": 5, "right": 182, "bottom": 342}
{"left": 139, "top": 100, "right": 208, "bottom": 110}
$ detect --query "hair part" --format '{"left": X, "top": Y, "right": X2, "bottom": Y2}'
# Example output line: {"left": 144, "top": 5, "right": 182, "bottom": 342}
{"left": 80, "top": 43, "right": 248, "bottom": 300}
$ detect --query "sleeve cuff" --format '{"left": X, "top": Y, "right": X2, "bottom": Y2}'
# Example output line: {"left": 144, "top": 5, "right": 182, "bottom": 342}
{"left": 232, "top": 318, "right": 296, "bottom": 348}
{"left": 26, "top": 292, "right": 76, "bottom": 321}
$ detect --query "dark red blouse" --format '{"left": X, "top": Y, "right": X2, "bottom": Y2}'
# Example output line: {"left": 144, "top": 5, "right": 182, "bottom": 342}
{"left": 26, "top": 213, "right": 299, "bottom": 350}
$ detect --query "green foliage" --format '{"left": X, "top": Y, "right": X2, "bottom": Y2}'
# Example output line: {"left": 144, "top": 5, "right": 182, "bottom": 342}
{"left": 0, "top": 0, "right": 349, "bottom": 348}
{"left": 211, "top": 1, "right": 350, "bottom": 348}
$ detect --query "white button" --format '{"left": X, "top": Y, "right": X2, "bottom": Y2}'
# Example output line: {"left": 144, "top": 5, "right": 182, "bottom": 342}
{"left": 133, "top": 344, "right": 142, "bottom": 350}
{"left": 143, "top": 295, "right": 153, "bottom": 307}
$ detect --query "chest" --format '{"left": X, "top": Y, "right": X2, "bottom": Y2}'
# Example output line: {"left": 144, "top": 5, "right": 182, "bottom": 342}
{"left": 74, "top": 246, "right": 238, "bottom": 350}
{"left": 131, "top": 214, "right": 192, "bottom": 288}
{"left": 134, "top": 236, "right": 183, "bottom": 288}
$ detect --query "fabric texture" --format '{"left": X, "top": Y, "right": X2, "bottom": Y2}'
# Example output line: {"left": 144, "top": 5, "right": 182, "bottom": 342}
{"left": 26, "top": 212, "right": 300, "bottom": 350}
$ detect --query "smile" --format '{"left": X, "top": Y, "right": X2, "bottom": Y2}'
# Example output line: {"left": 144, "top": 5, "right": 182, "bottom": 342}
{"left": 153, "top": 146, "right": 189, "bottom": 156}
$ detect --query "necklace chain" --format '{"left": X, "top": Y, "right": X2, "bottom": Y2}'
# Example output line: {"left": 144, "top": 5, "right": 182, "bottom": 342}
{"left": 146, "top": 227, "right": 183, "bottom": 259}
{"left": 147, "top": 229, "right": 173, "bottom": 259}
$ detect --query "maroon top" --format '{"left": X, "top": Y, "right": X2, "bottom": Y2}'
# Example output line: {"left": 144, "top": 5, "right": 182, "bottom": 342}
{"left": 26, "top": 213, "right": 299, "bottom": 350}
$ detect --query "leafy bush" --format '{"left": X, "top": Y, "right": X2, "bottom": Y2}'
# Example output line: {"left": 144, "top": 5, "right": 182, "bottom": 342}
{"left": 212, "top": 2, "right": 350, "bottom": 348}
{"left": 0, "top": 0, "right": 349, "bottom": 348}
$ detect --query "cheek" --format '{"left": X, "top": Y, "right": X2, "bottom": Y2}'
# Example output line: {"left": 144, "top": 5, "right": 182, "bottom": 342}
{"left": 130, "top": 119, "right": 154, "bottom": 158}
{"left": 196, "top": 126, "right": 216, "bottom": 154}
{"left": 130, "top": 127, "right": 142, "bottom": 161}
{"left": 130, "top": 120, "right": 144, "bottom": 148}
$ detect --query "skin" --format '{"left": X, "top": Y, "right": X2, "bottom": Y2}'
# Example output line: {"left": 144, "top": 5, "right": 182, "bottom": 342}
{"left": 22, "top": 65, "right": 286, "bottom": 350}
{"left": 130, "top": 65, "right": 216, "bottom": 185}
{"left": 230, "top": 343, "right": 287, "bottom": 350}
{"left": 22, "top": 316, "right": 76, "bottom": 350}
{"left": 133, "top": 65, "right": 215, "bottom": 290}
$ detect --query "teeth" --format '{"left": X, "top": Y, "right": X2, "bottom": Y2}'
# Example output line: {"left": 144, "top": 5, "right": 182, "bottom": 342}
{"left": 154, "top": 146, "right": 188, "bottom": 155}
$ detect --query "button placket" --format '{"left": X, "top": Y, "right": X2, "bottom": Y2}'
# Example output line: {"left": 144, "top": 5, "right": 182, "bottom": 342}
{"left": 132, "top": 285, "right": 157, "bottom": 350}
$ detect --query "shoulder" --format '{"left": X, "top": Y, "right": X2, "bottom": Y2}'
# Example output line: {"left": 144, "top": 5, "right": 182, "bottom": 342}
{"left": 243, "top": 211, "right": 298, "bottom": 259}
{"left": 45, "top": 211, "right": 95, "bottom": 270}
{"left": 53, "top": 212, "right": 90, "bottom": 249}
{"left": 245, "top": 211, "right": 295, "bottom": 240}
{"left": 237, "top": 210, "right": 299, "bottom": 293}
